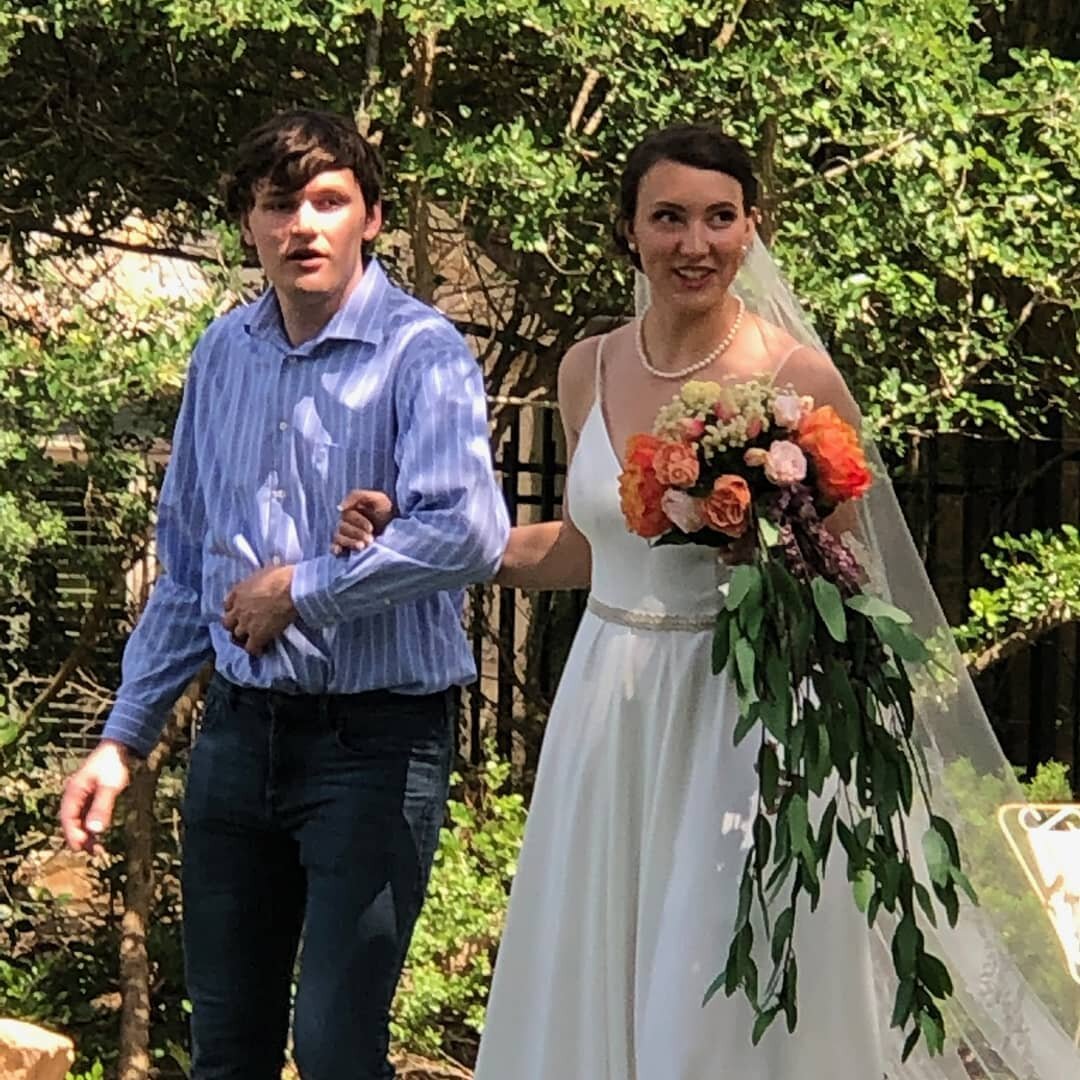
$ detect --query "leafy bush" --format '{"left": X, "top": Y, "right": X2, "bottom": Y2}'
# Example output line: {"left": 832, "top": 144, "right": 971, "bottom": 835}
{"left": 392, "top": 752, "right": 526, "bottom": 1065}
{"left": 943, "top": 757, "right": 1076, "bottom": 1030}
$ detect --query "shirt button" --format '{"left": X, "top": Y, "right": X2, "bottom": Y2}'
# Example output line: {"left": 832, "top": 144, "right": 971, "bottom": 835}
{"left": 271, "top": 555, "right": 282, "bottom": 566}
{"left": 278, "top": 420, "right": 289, "bottom": 431}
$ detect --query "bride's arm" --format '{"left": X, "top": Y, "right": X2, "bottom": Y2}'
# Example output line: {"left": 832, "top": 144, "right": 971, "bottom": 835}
{"left": 495, "top": 341, "right": 594, "bottom": 591}
{"left": 781, "top": 346, "right": 865, "bottom": 537}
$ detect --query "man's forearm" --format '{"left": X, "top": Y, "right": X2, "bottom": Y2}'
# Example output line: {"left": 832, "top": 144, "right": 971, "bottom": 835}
{"left": 291, "top": 508, "right": 506, "bottom": 628}
{"left": 102, "top": 576, "right": 213, "bottom": 757}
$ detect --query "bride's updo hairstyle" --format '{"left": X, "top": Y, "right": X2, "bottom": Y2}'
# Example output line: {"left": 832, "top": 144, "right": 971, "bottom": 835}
{"left": 614, "top": 125, "right": 760, "bottom": 271}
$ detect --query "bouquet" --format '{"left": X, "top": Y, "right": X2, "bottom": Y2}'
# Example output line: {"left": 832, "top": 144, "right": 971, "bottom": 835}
{"left": 619, "top": 378, "right": 974, "bottom": 1060}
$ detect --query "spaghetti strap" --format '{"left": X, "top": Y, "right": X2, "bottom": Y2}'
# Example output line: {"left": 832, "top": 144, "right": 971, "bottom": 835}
{"left": 594, "top": 334, "right": 607, "bottom": 408}
{"left": 772, "top": 341, "right": 803, "bottom": 382}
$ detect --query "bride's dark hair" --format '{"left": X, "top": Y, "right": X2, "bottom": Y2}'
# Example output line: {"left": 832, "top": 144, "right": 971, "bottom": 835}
{"left": 614, "top": 125, "right": 759, "bottom": 270}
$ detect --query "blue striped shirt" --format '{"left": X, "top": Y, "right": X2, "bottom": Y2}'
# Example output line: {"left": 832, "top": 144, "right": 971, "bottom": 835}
{"left": 103, "top": 260, "right": 510, "bottom": 756}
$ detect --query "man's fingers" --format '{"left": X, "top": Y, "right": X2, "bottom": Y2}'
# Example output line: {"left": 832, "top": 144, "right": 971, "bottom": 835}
{"left": 341, "top": 509, "right": 377, "bottom": 531}
{"left": 85, "top": 784, "right": 120, "bottom": 839}
{"left": 60, "top": 776, "right": 92, "bottom": 851}
{"left": 338, "top": 519, "right": 373, "bottom": 542}
{"left": 337, "top": 489, "right": 368, "bottom": 513}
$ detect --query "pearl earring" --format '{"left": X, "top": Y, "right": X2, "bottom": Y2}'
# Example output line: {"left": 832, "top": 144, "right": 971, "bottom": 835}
{"left": 628, "top": 241, "right": 638, "bottom": 253}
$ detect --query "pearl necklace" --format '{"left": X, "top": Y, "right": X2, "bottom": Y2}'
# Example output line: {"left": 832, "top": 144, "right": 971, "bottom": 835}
{"left": 635, "top": 296, "right": 746, "bottom": 380}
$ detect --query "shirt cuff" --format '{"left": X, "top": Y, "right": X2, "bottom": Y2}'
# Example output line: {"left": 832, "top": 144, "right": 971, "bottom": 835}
{"left": 290, "top": 557, "right": 346, "bottom": 629}
{"left": 101, "top": 700, "right": 164, "bottom": 759}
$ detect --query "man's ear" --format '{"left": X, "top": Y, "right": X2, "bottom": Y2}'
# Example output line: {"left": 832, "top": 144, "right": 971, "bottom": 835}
{"left": 363, "top": 201, "right": 384, "bottom": 242}
{"left": 240, "top": 212, "right": 255, "bottom": 248}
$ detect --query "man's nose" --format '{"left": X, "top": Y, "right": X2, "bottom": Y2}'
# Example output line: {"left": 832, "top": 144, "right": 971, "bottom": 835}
{"left": 292, "top": 200, "right": 318, "bottom": 233}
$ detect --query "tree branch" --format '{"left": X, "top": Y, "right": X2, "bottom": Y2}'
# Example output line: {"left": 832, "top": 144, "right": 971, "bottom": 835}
{"left": 21, "top": 223, "right": 212, "bottom": 265}
{"left": 407, "top": 29, "right": 440, "bottom": 303}
{"left": 714, "top": 0, "right": 750, "bottom": 49}
{"left": 966, "top": 601, "right": 1077, "bottom": 674}
{"left": 776, "top": 132, "right": 917, "bottom": 201}
{"left": 567, "top": 69, "right": 601, "bottom": 133}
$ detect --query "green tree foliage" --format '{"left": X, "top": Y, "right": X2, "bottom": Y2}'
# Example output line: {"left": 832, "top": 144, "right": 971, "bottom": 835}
{"left": 0, "top": 0, "right": 1076, "bottom": 1071}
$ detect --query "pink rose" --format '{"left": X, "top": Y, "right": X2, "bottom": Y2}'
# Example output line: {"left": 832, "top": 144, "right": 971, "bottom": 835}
{"left": 772, "top": 393, "right": 804, "bottom": 428}
{"left": 763, "top": 440, "right": 808, "bottom": 486}
{"left": 661, "top": 489, "right": 707, "bottom": 534}
{"left": 653, "top": 440, "right": 701, "bottom": 488}
{"left": 679, "top": 417, "right": 707, "bottom": 441}
{"left": 746, "top": 417, "right": 763, "bottom": 439}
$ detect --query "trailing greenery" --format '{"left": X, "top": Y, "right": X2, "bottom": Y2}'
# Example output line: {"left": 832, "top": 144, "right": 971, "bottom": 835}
{"left": 713, "top": 550, "right": 972, "bottom": 1058}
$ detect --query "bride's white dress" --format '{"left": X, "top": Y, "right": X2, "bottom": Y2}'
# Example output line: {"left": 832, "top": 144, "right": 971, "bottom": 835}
{"left": 474, "top": 340, "right": 886, "bottom": 1079}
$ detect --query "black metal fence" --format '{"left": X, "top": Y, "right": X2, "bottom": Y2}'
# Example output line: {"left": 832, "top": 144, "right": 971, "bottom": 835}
{"left": 36, "top": 403, "right": 1080, "bottom": 787}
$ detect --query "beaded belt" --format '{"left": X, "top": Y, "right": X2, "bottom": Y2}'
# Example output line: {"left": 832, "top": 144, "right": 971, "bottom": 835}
{"left": 586, "top": 595, "right": 717, "bottom": 632}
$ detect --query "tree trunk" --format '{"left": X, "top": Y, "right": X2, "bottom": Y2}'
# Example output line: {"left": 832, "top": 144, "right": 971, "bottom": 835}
{"left": 407, "top": 28, "right": 439, "bottom": 303}
{"left": 117, "top": 759, "right": 156, "bottom": 1080}
{"left": 116, "top": 673, "right": 206, "bottom": 1080}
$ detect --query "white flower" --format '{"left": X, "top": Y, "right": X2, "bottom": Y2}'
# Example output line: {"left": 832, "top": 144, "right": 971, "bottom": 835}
{"left": 772, "top": 392, "right": 804, "bottom": 428}
{"left": 660, "top": 489, "right": 707, "bottom": 533}
{"left": 763, "top": 440, "right": 808, "bottom": 486}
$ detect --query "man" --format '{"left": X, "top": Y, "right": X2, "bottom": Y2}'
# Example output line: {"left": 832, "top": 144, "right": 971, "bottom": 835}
{"left": 59, "top": 109, "right": 509, "bottom": 1080}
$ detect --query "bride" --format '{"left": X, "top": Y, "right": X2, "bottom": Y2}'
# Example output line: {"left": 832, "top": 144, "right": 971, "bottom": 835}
{"left": 336, "top": 126, "right": 1080, "bottom": 1079}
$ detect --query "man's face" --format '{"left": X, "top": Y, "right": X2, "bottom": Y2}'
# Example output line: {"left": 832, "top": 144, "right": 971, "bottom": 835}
{"left": 241, "top": 168, "right": 382, "bottom": 308}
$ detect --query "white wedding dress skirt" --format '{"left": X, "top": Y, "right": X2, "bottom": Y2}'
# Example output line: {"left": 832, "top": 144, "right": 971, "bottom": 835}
{"left": 473, "top": 393, "right": 885, "bottom": 1079}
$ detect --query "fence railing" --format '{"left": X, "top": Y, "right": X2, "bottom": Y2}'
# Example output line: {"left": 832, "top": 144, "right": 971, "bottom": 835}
{"left": 30, "top": 404, "right": 1080, "bottom": 786}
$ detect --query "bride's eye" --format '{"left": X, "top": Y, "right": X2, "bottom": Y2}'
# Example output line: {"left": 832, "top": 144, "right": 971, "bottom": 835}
{"left": 652, "top": 209, "right": 680, "bottom": 223}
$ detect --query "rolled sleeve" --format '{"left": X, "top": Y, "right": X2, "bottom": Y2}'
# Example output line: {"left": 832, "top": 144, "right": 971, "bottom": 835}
{"left": 289, "top": 327, "right": 509, "bottom": 626}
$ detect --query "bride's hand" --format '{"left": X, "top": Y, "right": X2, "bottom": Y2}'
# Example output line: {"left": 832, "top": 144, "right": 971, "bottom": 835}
{"left": 331, "top": 489, "right": 395, "bottom": 554}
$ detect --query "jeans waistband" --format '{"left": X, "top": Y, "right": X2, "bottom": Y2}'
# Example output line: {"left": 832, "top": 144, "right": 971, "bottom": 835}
{"left": 209, "top": 670, "right": 450, "bottom": 710}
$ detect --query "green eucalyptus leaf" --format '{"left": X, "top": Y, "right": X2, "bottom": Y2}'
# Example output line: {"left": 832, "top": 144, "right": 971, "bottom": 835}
{"left": 811, "top": 577, "right": 847, "bottom": 642}
{"left": 875, "top": 617, "right": 931, "bottom": 664}
{"left": 852, "top": 868, "right": 875, "bottom": 913}
{"left": 846, "top": 594, "right": 913, "bottom": 624}
{"left": 922, "top": 826, "right": 952, "bottom": 889}
{"left": 726, "top": 564, "right": 760, "bottom": 612}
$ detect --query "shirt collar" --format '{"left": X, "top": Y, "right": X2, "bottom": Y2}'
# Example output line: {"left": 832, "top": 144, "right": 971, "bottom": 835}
{"left": 245, "top": 257, "right": 390, "bottom": 354}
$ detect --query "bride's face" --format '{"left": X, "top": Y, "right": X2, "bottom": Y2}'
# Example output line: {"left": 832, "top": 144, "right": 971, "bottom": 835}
{"left": 627, "top": 159, "right": 755, "bottom": 314}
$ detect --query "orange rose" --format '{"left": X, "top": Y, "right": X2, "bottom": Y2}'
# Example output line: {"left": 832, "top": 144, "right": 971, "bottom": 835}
{"left": 653, "top": 440, "right": 701, "bottom": 488}
{"left": 703, "top": 474, "right": 751, "bottom": 537}
{"left": 619, "top": 434, "right": 670, "bottom": 538}
{"left": 798, "top": 406, "right": 873, "bottom": 503}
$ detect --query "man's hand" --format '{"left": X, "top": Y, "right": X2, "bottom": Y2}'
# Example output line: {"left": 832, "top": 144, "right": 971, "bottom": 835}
{"left": 332, "top": 489, "right": 395, "bottom": 555}
{"left": 223, "top": 564, "right": 297, "bottom": 655}
{"left": 60, "top": 740, "right": 132, "bottom": 852}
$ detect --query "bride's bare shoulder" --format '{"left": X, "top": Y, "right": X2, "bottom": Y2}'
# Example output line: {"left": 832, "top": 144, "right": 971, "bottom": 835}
{"left": 751, "top": 316, "right": 859, "bottom": 422}
{"left": 557, "top": 325, "right": 631, "bottom": 433}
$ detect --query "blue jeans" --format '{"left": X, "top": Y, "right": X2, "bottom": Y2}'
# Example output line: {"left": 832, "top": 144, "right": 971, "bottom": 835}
{"left": 181, "top": 673, "right": 453, "bottom": 1080}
